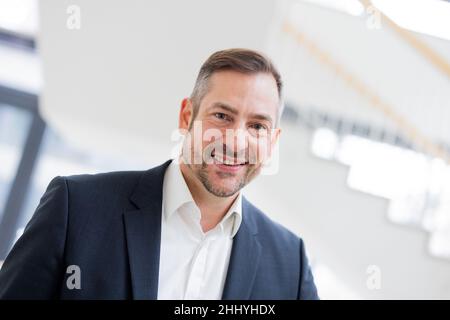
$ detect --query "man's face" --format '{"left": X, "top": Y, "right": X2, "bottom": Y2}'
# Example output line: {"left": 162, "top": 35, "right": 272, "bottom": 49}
{"left": 179, "top": 70, "right": 281, "bottom": 198}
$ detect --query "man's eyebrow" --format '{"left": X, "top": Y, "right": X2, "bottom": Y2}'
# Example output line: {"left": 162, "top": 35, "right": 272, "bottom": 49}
{"left": 211, "top": 101, "right": 274, "bottom": 125}
{"left": 249, "top": 113, "right": 273, "bottom": 125}
{"left": 210, "top": 102, "right": 239, "bottom": 115}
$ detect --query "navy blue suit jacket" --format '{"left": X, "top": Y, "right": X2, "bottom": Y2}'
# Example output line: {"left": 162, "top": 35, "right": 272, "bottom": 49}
{"left": 0, "top": 160, "right": 318, "bottom": 299}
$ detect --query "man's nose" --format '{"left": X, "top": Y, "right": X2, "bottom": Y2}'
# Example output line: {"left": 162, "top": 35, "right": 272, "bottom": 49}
{"left": 225, "top": 121, "right": 249, "bottom": 151}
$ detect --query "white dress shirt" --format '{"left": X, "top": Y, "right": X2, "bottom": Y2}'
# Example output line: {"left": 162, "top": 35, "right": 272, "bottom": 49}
{"left": 157, "top": 160, "right": 243, "bottom": 300}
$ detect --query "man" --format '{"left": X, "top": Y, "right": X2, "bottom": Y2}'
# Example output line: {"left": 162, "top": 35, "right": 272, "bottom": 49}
{"left": 0, "top": 48, "right": 318, "bottom": 299}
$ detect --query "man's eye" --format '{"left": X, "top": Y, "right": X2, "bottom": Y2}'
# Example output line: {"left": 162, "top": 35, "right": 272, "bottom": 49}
{"left": 214, "top": 113, "right": 231, "bottom": 121}
{"left": 250, "top": 123, "right": 268, "bottom": 131}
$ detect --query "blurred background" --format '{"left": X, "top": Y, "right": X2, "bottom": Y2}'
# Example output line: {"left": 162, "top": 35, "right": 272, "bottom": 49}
{"left": 0, "top": 0, "right": 450, "bottom": 299}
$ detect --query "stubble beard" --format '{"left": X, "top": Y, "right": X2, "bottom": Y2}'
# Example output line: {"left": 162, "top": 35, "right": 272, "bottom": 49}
{"left": 186, "top": 157, "right": 259, "bottom": 198}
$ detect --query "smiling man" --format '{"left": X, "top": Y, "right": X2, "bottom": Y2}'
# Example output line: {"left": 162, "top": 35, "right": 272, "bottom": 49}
{"left": 0, "top": 48, "right": 318, "bottom": 300}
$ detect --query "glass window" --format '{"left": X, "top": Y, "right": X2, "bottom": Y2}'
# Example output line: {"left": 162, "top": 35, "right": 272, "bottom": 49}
{"left": 311, "top": 127, "right": 450, "bottom": 259}
{"left": 0, "top": 0, "right": 39, "bottom": 37}
{"left": 0, "top": 103, "right": 32, "bottom": 219}
{"left": 16, "top": 127, "right": 150, "bottom": 240}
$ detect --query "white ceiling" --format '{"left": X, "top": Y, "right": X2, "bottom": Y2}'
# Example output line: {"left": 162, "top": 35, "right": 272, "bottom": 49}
{"left": 271, "top": 1, "right": 450, "bottom": 148}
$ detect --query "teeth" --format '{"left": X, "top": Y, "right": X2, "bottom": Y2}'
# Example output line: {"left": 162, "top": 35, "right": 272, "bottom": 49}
{"left": 213, "top": 153, "right": 246, "bottom": 166}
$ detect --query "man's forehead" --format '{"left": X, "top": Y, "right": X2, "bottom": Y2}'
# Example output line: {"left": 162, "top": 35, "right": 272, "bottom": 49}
{"left": 208, "top": 70, "right": 278, "bottom": 93}
{"left": 203, "top": 72, "right": 279, "bottom": 111}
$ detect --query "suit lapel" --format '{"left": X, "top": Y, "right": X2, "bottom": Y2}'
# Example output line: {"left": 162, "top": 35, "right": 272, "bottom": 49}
{"left": 222, "top": 197, "right": 262, "bottom": 300}
{"left": 123, "top": 159, "right": 172, "bottom": 300}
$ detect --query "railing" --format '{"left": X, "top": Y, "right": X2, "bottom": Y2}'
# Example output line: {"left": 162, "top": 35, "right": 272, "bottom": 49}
{"left": 281, "top": 21, "right": 450, "bottom": 163}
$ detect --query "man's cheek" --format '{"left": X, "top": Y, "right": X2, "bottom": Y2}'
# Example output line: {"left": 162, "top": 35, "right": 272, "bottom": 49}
{"left": 250, "top": 141, "right": 269, "bottom": 165}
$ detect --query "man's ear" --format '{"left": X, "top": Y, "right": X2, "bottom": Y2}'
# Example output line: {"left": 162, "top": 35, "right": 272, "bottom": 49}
{"left": 179, "top": 98, "right": 193, "bottom": 130}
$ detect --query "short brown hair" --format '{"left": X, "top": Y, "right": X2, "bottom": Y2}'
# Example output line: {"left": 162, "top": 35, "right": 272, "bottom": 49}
{"left": 190, "top": 48, "right": 283, "bottom": 126}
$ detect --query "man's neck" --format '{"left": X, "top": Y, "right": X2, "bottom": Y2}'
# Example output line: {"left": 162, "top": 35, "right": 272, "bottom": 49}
{"left": 179, "top": 160, "right": 239, "bottom": 233}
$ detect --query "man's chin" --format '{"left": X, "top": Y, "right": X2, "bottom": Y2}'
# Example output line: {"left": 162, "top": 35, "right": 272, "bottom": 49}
{"left": 209, "top": 189, "right": 240, "bottom": 198}
{"left": 203, "top": 181, "right": 242, "bottom": 198}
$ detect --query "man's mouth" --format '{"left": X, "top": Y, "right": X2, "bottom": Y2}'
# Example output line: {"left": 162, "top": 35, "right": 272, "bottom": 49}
{"left": 211, "top": 150, "right": 249, "bottom": 167}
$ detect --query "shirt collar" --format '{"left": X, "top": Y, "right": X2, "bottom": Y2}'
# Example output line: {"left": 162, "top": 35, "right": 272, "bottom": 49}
{"left": 163, "top": 159, "right": 193, "bottom": 221}
{"left": 162, "top": 159, "right": 243, "bottom": 238}
{"left": 223, "top": 192, "right": 242, "bottom": 238}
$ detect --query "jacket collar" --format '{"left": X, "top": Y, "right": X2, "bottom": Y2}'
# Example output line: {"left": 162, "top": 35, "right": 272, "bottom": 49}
{"left": 124, "top": 159, "right": 171, "bottom": 300}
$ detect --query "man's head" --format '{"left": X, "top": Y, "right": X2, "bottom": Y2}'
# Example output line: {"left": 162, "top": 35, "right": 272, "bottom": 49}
{"left": 179, "top": 48, "right": 283, "bottom": 198}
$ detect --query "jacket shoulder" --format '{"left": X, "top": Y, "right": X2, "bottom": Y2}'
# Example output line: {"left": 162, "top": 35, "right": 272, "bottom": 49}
{"left": 64, "top": 170, "right": 145, "bottom": 185}
{"left": 243, "top": 197, "right": 301, "bottom": 247}
{"left": 62, "top": 170, "right": 145, "bottom": 196}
